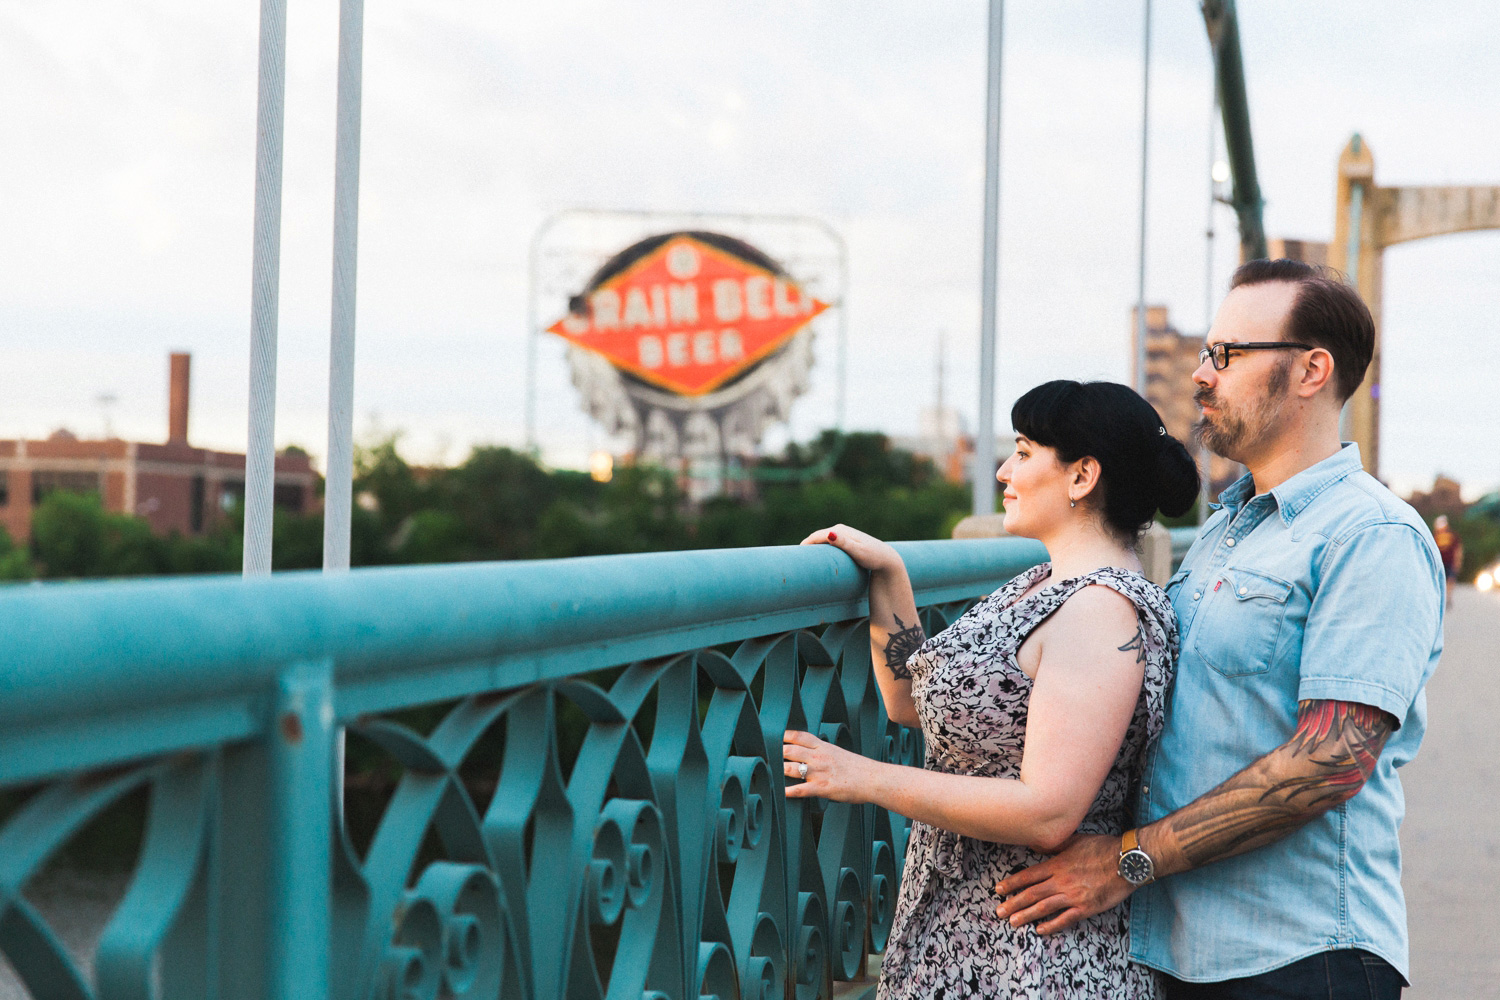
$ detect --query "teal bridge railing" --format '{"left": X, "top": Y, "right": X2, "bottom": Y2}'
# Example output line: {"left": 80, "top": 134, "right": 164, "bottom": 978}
{"left": 0, "top": 530, "right": 1195, "bottom": 1000}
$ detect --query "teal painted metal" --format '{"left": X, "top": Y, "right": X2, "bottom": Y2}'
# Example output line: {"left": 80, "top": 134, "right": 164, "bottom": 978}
{"left": 1200, "top": 0, "right": 1268, "bottom": 262}
{"left": 0, "top": 538, "right": 1057, "bottom": 999}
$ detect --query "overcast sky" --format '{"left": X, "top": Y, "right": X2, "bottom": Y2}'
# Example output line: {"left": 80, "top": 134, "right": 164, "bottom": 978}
{"left": 4, "top": 1, "right": 1498, "bottom": 496}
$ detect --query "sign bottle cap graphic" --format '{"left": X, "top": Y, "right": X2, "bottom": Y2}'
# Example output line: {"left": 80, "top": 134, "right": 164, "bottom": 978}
{"left": 549, "top": 233, "right": 828, "bottom": 398}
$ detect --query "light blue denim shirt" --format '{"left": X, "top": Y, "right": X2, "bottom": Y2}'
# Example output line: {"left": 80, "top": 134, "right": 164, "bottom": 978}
{"left": 1129, "top": 444, "right": 1443, "bottom": 982}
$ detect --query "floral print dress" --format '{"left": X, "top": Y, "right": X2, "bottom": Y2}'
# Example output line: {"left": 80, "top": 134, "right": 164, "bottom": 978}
{"left": 877, "top": 563, "right": 1177, "bottom": 1000}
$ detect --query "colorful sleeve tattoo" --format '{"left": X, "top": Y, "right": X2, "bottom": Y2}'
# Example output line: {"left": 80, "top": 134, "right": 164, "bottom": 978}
{"left": 1154, "top": 699, "right": 1397, "bottom": 871}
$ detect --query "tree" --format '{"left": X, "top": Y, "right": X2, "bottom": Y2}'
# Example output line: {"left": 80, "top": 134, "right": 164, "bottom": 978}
{"left": 0, "top": 524, "right": 34, "bottom": 581}
{"left": 31, "top": 491, "right": 167, "bottom": 578}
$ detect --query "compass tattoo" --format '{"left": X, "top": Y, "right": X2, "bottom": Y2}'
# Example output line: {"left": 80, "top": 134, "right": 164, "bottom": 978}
{"left": 884, "top": 613, "right": 927, "bottom": 680}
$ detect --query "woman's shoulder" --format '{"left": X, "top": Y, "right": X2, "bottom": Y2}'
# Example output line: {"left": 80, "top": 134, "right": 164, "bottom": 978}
{"left": 1059, "top": 568, "right": 1179, "bottom": 640}
{"left": 1072, "top": 567, "right": 1172, "bottom": 610}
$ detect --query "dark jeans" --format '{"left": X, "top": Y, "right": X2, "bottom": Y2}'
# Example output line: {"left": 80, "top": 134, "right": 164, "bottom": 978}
{"left": 1161, "top": 949, "right": 1403, "bottom": 1000}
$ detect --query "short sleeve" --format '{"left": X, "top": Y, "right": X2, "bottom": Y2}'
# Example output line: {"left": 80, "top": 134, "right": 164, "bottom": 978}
{"left": 1297, "top": 522, "right": 1443, "bottom": 725}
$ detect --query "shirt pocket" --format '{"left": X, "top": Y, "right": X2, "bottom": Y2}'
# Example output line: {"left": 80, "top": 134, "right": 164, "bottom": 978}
{"left": 1190, "top": 567, "right": 1294, "bottom": 677}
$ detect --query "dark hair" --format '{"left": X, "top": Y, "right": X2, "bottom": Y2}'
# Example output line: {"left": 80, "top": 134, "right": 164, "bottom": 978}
{"left": 1010, "top": 380, "right": 1200, "bottom": 539}
{"left": 1229, "top": 258, "right": 1374, "bottom": 401}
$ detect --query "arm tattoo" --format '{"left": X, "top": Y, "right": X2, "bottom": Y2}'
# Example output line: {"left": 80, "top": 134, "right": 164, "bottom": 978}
{"left": 1159, "top": 699, "right": 1396, "bottom": 870}
{"left": 1117, "top": 625, "right": 1147, "bottom": 664}
{"left": 884, "top": 613, "right": 927, "bottom": 680}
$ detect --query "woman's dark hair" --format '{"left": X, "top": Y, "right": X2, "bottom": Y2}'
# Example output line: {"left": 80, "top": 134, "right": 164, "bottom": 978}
{"left": 1010, "top": 380, "right": 1200, "bottom": 539}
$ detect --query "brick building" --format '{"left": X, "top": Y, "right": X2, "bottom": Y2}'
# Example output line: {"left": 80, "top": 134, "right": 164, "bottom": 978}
{"left": 0, "top": 353, "right": 317, "bottom": 543}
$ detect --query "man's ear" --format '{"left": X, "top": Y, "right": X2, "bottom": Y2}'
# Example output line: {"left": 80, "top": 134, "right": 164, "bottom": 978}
{"left": 1298, "top": 347, "right": 1337, "bottom": 399}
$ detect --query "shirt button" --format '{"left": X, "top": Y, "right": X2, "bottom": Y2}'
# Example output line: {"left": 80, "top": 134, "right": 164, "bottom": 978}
{"left": 1143, "top": 784, "right": 1151, "bottom": 795}
{"left": 1239, "top": 586, "right": 1248, "bottom": 596}
{"left": 1192, "top": 591, "right": 1201, "bottom": 600}
{"left": 1225, "top": 537, "right": 1236, "bottom": 547}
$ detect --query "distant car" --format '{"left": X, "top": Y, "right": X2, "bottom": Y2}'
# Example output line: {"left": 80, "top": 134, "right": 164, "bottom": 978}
{"left": 1478, "top": 561, "right": 1500, "bottom": 592}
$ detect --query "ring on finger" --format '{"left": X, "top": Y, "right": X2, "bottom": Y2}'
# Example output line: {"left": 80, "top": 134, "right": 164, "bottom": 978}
{"left": 798, "top": 762, "right": 809, "bottom": 781}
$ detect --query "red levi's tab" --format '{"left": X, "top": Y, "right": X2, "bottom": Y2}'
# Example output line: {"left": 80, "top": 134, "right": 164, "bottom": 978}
{"left": 548, "top": 235, "right": 829, "bottom": 397}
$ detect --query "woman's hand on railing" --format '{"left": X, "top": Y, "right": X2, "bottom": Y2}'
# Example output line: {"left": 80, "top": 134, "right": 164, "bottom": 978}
{"left": 782, "top": 729, "right": 877, "bottom": 804}
{"left": 800, "top": 524, "right": 902, "bottom": 575}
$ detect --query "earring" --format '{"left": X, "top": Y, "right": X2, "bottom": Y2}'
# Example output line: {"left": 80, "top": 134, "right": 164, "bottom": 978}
{"left": 1070, "top": 499, "right": 1077, "bottom": 508}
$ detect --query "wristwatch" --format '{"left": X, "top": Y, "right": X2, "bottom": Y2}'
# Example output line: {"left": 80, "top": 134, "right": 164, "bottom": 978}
{"left": 1117, "top": 828, "right": 1156, "bottom": 886}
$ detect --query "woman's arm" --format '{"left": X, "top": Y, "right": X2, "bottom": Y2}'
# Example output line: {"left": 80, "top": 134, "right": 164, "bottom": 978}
{"left": 801, "top": 524, "right": 922, "bottom": 727}
{"left": 783, "top": 585, "right": 1147, "bottom": 851}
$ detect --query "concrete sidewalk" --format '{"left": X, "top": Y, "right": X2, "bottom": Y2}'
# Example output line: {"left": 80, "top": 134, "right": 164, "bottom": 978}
{"left": 1400, "top": 584, "right": 1500, "bottom": 999}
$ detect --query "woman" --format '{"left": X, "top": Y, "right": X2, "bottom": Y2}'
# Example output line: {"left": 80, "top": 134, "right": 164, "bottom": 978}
{"left": 782, "top": 380, "right": 1199, "bottom": 998}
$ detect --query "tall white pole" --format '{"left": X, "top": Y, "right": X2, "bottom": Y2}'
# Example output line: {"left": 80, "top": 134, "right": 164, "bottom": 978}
{"left": 971, "top": 0, "right": 1004, "bottom": 517}
{"left": 244, "top": 0, "right": 289, "bottom": 577}
{"left": 1133, "top": 0, "right": 1153, "bottom": 397}
{"left": 323, "top": 0, "right": 366, "bottom": 572}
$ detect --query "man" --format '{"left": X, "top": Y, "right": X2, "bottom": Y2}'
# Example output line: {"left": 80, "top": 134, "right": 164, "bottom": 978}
{"left": 995, "top": 259, "right": 1443, "bottom": 999}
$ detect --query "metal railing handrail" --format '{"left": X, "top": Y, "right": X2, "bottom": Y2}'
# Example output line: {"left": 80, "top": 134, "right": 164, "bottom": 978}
{"left": 0, "top": 538, "right": 1046, "bottom": 787}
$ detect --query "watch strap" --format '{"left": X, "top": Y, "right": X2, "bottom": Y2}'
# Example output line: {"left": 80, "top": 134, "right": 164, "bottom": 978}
{"left": 1121, "top": 828, "right": 1140, "bottom": 855}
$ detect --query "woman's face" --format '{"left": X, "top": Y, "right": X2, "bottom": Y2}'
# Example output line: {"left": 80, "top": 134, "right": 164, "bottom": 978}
{"left": 996, "top": 435, "right": 1075, "bottom": 539}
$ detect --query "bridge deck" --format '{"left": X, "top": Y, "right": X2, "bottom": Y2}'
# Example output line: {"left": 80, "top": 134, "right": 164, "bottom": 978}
{"left": 1400, "top": 585, "right": 1500, "bottom": 999}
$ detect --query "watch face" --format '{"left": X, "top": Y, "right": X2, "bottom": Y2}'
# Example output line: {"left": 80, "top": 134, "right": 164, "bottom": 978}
{"left": 1119, "top": 849, "right": 1154, "bottom": 885}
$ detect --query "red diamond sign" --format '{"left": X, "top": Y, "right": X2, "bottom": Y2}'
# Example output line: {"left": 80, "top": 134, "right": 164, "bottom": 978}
{"left": 548, "top": 234, "right": 829, "bottom": 397}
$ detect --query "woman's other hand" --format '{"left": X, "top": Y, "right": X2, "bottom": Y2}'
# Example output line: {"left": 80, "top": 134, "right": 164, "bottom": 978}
{"left": 782, "top": 730, "right": 876, "bottom": 803}
{"left": 800, "top": 524, "right": 901, "bottom": 574}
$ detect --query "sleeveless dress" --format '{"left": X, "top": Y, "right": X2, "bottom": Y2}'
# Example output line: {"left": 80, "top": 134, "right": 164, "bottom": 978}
{"left": 877, "top": 563, "right": 1177, "bottom": 1000}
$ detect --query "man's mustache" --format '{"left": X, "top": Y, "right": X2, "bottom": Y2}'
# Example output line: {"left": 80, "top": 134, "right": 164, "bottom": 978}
{"left": 1194, "top": 387, "right": 1219, "bottom": 409}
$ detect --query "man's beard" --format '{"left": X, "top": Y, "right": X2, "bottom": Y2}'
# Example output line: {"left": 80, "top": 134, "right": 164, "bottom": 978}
{"left": 1194, "top": 358, "right": 1292, "bottom": 459}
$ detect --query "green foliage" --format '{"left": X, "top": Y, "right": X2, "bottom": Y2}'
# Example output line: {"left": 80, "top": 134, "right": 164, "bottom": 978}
{"left": 1455, "top": 512, "right": 1500, "bottom": 581}
{"left": 28, "top": 490, "right": 239, "bottom": 580}
{"left": 0, "top": 524, "right": 34, "bottom": 581}
{"left": 20, "top": 431, "right": 972, "bottom": 578}
{"left": 33, "top": 491, "right": 164, "bottom": 578}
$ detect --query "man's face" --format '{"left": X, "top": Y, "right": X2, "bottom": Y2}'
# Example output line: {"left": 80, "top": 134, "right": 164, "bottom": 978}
{"left": 1193, "top": 282, "right": 1302, "bottom": 462}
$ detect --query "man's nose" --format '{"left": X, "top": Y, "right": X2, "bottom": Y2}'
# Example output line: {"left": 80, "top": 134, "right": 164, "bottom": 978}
{"left": 1192, "top": 358, "right": 1217, "bottom": 389}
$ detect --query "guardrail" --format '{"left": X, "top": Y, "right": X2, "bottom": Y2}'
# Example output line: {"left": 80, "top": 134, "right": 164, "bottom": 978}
{"left": 0, "top": 536, "right": 1064, "bottom": 1000}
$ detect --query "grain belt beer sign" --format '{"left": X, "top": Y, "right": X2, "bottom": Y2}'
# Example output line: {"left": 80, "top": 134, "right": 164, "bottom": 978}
{"left": 549, "top": 233, "right": 828, "bottom": 397}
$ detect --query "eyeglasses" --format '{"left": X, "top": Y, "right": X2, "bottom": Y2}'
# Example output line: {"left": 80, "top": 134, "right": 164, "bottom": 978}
{"left": 1198, "top": 341, "right": 1314, "bottom": 371}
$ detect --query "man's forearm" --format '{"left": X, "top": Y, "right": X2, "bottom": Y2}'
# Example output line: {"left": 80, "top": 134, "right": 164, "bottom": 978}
{"left": 1140, "top": 699, "right": 1395, "bottom": 876}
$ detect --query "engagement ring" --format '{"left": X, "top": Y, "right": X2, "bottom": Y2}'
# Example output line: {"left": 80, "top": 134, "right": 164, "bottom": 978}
{"left": 798, "top": 762, "right": 809, "bottom": 781}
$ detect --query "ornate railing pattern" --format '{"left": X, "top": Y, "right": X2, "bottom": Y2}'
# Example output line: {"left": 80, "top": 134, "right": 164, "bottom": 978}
{"left": 0, "top": 537, "right": 1065, "bottom": 1000}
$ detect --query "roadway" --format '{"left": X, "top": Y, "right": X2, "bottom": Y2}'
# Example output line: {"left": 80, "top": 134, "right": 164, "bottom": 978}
{"left": 1399, "top": 584, "right": 1500, "bottom": 998}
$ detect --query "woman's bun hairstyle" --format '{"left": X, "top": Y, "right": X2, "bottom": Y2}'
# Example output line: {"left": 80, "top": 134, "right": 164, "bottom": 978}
{"left": 1010, "top": 380, "right": 1200, "bottom": 538}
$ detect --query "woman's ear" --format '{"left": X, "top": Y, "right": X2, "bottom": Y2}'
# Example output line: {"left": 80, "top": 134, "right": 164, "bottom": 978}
{"left": 1072, "top": 457, "right": 1103, "bottom": 501}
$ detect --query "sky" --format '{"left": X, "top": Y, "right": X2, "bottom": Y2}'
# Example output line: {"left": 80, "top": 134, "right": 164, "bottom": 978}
{"left": 3, "top": 0, "right": 1499, "bottom": 497}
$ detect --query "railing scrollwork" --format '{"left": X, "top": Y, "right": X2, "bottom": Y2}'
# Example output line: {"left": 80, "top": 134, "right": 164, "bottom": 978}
{"left": 0, "top": 538, "right": 1062, "bottom": 999}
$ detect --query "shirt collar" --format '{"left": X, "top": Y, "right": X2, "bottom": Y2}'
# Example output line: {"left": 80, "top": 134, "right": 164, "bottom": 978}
{"left": 1213, "top": 443, "right": 1363, "bottom": 524}
{"left": 1271, "top": 443, "right": 1364, "bottom": 524}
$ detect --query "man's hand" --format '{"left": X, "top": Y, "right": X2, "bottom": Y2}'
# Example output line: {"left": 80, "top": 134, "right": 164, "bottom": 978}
{"left": 996, "top": 699, "right": 1397, "bottom": 935}
{"left": 994, "top": 833, "right": 1132, "bottom": 934}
